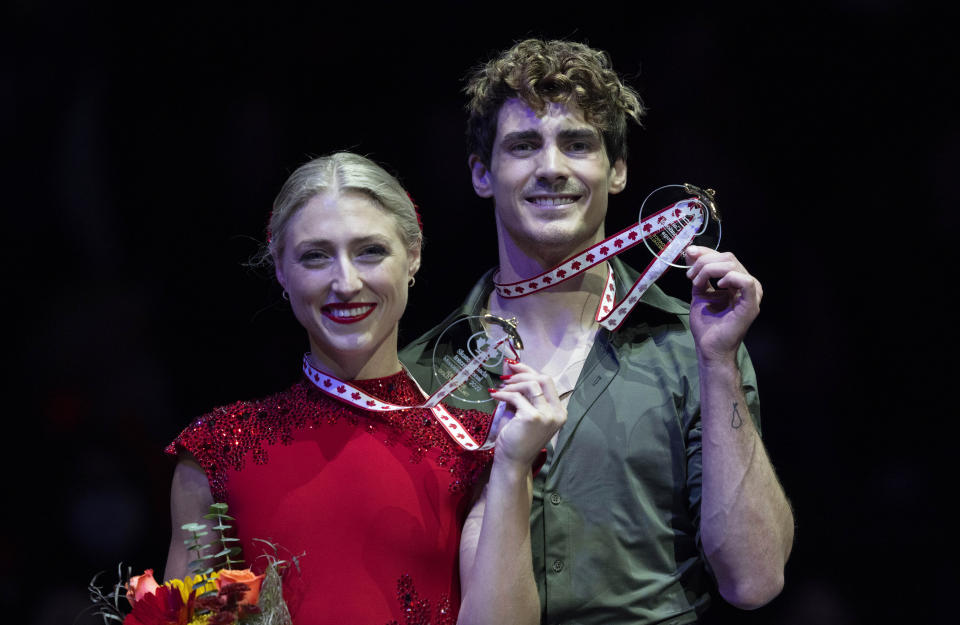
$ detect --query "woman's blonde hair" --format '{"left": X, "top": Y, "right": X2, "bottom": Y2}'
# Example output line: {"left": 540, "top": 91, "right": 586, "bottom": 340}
{"left": 261, "top": 152, "right": 422, "bottom": 266}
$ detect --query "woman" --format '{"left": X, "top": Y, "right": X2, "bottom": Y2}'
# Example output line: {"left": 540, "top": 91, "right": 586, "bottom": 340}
{"left": 164, "top": 152, "right": 564, "bottom": 625}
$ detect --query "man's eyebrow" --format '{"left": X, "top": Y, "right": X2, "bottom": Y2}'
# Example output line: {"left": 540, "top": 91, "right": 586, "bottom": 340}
{"left": 557, "top": 128, "right": 601, "bottom": 141}
{"left": 500, "top": 128, "right": 601, "bottom": 145}
{"left": 500, "top": 129, "right": 542, "bottom": 143}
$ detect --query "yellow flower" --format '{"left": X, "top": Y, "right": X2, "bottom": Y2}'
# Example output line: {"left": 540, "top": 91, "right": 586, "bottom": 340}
{"left": 165, "top": 571, "right": 219, "bottom": 603}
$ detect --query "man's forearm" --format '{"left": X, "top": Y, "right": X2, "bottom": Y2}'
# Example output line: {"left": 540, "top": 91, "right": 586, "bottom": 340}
{"left": 698, "top": 358, "right": 794, "bottom": 609}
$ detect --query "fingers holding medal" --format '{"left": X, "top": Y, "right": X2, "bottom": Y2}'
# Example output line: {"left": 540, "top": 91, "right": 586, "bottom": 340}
{"left": 488, "top": 360, "right": 566, "bottom": 468}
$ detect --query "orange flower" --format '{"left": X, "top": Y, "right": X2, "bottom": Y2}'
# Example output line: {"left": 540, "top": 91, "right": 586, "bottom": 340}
{"left": 216, "top": 568, "right": 264, "bottom": 606}
{"left": 125, "top": 569, "right": 161, "bottom": 605}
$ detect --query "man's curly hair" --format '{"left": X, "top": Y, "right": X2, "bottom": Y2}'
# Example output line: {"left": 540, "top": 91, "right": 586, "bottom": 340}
{"left": 465, "top": 39, "right": 646, "bottom": 167}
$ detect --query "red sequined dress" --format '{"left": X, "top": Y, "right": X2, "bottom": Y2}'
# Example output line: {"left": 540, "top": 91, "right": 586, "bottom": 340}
{"left": 165, "top": 370, "right": 494, "bottom": 625}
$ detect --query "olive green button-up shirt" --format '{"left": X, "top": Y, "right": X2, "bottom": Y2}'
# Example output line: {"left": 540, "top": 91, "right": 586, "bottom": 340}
{"left": 400, "top": 259, "right": 760, "bottom": 625}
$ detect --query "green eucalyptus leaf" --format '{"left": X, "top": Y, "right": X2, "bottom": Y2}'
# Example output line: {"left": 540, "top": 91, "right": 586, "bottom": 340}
{"left": 181, "top": 522, "right": 208, "bottom": 532}
{"left": 195, "top": 567, "right": 215, "bottom": 577}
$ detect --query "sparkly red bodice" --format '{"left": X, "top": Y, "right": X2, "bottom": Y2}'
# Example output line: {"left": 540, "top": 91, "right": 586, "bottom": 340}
{"left": 166, "top": 370, "right": 494, "bottom": 625}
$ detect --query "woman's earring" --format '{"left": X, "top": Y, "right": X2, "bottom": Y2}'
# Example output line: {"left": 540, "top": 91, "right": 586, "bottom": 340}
{"left": 408, "top": 277, "right": 416, "bottom": 288}
{"left": 282, "top": 290, "right": 290, "bottom": 301}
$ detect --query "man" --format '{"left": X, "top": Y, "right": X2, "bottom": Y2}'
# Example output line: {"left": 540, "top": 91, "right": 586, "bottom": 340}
{"left": 401, "top": 39, "right": 793, "bottom": 624}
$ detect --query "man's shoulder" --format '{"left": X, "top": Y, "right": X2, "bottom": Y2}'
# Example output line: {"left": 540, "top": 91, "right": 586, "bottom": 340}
{"left": 400, "top": 268, "right": 496, "bottom": 378}
{"left": 399, "top": 307, "right": 463, "bottom": 368}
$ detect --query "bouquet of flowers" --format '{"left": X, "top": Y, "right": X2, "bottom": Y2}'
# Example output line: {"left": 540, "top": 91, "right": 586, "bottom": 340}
{"left": 87, "top": 503, "right": 299, "bottom": 625}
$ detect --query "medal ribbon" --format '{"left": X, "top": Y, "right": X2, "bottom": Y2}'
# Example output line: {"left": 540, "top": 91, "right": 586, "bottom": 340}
{"left": 300, "top": 197, "right": 704, "bottom": 449}
{"left": 493, "top": 198, "right": 705, "bottom": 330}
{"left": 301, "top": 329, "right": 511, "bottom": 450}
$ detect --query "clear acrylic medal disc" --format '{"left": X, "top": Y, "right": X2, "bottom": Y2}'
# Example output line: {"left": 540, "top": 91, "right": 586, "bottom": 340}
{"left": 638, "top": 183, "right": 722, "bottom": 269}
{"left": 431, "top": 314, "right": 522, "bottom": 405}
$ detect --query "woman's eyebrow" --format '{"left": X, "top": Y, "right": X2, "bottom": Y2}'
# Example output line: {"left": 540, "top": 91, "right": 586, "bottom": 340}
{"left": 293, "top": 234, "right": 389, "bottom": 249}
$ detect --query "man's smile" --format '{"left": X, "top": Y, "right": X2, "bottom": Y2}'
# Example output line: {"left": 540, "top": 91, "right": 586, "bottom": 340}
{"left": 524, "top": 194, "right": 583, "bottom": 207}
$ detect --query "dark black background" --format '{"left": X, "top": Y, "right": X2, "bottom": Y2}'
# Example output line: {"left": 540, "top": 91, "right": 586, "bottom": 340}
{"left": 5, "top": 2, "right": 956, "bottom": 623}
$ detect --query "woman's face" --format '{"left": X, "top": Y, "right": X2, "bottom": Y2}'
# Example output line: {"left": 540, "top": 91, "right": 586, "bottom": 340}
{"left": 276, "top": 191, "right": 420, "bottom": 379}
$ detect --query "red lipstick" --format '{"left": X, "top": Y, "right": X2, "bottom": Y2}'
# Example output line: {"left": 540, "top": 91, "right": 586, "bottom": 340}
{"left": 321, "top": 302, "right": 376, "bottom": 324}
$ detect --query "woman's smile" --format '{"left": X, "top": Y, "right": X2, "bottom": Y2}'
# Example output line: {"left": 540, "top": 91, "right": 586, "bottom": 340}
{"left": 321, "top": 302, "right": 377, "bottom": 324}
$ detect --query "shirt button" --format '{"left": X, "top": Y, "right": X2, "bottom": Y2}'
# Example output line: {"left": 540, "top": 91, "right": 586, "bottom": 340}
{"left": 549, "top": 492, "right": 562, "bottom": 505}
{"left": 552, "top": 559, "right": 564, "bottom": 573}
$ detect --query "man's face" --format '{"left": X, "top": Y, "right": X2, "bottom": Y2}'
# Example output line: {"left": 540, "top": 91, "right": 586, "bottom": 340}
{"left": 471, "top": 98, "right": 626, "bottom": 261}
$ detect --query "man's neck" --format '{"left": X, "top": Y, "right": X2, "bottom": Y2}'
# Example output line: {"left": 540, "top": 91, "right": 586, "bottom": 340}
{"left": 487, "top": 262, "right": 608, "bottom": 378}
{"left": 494, "top": 222, "right": 606, "bottom": 283}
{"left": 489, "top": 228, "right": 611, "bottom": 375}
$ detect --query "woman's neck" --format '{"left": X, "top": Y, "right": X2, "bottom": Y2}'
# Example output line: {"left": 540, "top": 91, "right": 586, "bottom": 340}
{"left": 307, "top": 334, "right": 403, "bottom": 381}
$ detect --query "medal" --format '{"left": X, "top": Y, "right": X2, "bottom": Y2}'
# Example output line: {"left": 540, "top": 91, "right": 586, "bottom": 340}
{"left": 302, "top": 314, "right": 522, "bottom": 451}
{"left": 495, "top": 183, "right": 722, "bottom": 330}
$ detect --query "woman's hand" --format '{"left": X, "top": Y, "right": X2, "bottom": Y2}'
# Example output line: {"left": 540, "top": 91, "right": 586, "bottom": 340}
{"left": 458, "top": 361, "right": 565, "bottom": 625}
{"left": 487, "top": 360, "right": 566, "bottom": 470}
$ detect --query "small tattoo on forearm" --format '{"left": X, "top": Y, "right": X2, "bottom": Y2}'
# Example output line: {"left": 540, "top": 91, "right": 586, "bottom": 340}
{"left": 731, "top": 402, "right": 743, "bottom": 429}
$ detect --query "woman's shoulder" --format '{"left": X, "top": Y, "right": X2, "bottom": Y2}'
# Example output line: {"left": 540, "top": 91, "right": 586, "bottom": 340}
{"left": 164, "top": 381, "right": 314, "bottom": 457}
{"left": 164, "top": 381, "right": 325, "bottom": 500}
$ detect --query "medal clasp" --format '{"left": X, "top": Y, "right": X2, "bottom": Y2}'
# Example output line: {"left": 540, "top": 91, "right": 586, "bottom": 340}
{"left": 683, "top": 183, "right": 721, "bottom": 223}
{"left": 483, "top": 314, "right": 524, "bottom": 353}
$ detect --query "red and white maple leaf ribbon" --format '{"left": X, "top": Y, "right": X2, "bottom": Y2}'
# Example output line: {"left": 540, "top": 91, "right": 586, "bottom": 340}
{"left": 494, "top": 198, "right": 705, "bottom": 331}
{"left": 301, "top": 331, "right": 510, "bottom": 450}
